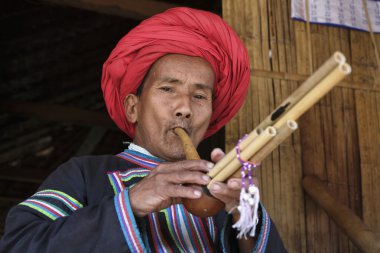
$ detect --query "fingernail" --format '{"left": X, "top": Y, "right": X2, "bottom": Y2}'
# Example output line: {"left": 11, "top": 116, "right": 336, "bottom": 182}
{"left": 207, "top": 162, "right": 214, "bottom": 169}
{"left": 194, "top": 190, "right": 201, "bottom": 197}
{"left": 202, "top": 175, "right": 210, "bottom": 182}
{"left": 211, "top": 183, "right": 221, "bottom": 191}
{"left": 230, "top": 181, "right": 239, "bottom": 188}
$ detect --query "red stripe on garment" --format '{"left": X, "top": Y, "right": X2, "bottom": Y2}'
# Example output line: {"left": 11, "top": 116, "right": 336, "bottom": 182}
{"left": 196, "top": 217, "right": 213, "bottom": 251}
{"left": 120, "top": 189, "right": 144, "bottom": 252}
{"left": 183, "top": 210, "right": 203, "bottom": 252}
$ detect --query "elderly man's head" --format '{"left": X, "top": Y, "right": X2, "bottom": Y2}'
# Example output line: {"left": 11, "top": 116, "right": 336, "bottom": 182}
{"left": 102, "top": 7, "right": 250, "bottom": 141}
{"left": 124, "top": 54, "right": 214, "bottom": 161}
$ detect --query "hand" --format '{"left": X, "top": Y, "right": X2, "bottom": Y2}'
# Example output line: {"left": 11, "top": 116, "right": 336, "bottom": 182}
{"left": 208, "top": 148, "right": 259, "bottom": 213}
{"left": 129, "top": 160, "right": 213, "bottom": 217}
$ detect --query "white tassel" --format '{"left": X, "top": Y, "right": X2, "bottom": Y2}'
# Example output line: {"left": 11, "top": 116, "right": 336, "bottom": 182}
{"left": 232, "top": 184, "right": 260, "bottom": 239}
{"left": 233, "top": 134, "right": 261, "bottom": 239}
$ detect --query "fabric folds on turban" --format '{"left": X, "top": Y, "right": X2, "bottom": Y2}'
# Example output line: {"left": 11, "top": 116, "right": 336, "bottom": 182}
{"left": 102, "top": 7, "right": 250, "bottom": 139}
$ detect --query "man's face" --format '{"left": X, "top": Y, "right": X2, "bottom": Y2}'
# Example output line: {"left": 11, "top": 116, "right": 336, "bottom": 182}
{"left": 129, "top": 54, "right": 214, "bottom": 161}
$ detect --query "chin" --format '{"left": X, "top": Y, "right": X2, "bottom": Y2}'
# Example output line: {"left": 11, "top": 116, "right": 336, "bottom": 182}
{"left": 164, "top": 151, "right": 186, "bottom": 162}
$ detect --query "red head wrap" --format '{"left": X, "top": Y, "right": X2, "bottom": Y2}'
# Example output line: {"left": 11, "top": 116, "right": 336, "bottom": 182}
{"left": 102, "top": 7, "right": 250, "bottom": 139}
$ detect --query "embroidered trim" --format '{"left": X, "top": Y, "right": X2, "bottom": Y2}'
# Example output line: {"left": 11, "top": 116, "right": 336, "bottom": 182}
{"left": 206, "top": 216, "right": 217, "bottom": 243}
{"left": 32, "top": 189, "right": 83, "bottom": 211}
{"left": 148, "top": 213, "right": 172, "bottom": 253}
{"left": 182, "top": 207, "right": 205, "bottom": 252}
{"left": 161, "top": 207, "right": 187, "bottom": 252}
{"left": 119, "top": 169, "right": 150, "bottom": 181}
{"left": 116, "top": 150, "right": 161, "bottom": 170}
{"left": 19, "top": 199, "right": 68, "bottom": 220}
{"left": 174, "top": 205, "right": 194, "bottom": 252}
{"left": 188, "top": 212, "right": 211, "bottom": 252}
{"left": 114, "top": 189, "right": 146, "bottom": 252}
{"left": 107, "top": 171, "right": 125, "bottom": 194}
{"left": 253, "top": 205, "right": 271, "bottom": 253}
{"left": 111, "top": 151, "right": 216, "bottom": 252}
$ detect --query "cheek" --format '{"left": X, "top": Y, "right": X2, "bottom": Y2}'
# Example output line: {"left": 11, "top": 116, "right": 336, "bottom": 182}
{"left": 195, "top": 106, "right": 212, "bottom": 132}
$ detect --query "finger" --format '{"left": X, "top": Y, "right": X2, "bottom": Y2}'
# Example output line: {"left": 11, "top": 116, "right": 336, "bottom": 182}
{"left": 164, "top": 171, "right": 211, "bottom": 185}
{"left": 164, "top": 184, "right": 203, "bottom": 199}
{"left": 210, "top": 148, "right": 225, "bottom": 163}
{"left": 156, "top": 160, "right": 213, "bottom": 174}
{"left": 208, "top": 182, "right": 240, "bottom": 202}
{"left": 227, "top": 178, "right": 241, "bottom": 190}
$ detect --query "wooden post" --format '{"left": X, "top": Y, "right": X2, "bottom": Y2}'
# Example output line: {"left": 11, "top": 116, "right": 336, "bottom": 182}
{"left": 302, "top": 176, "right": 380, "bottom": 253}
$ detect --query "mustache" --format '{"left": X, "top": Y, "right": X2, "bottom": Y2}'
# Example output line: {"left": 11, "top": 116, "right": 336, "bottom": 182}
{"left": 168, "top": 121, "right": 192, "bottom": 135}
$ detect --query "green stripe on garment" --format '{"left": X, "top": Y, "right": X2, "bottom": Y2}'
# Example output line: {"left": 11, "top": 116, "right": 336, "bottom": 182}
{"left": 161, "top": 208, "right": 185, "bottom": 252}
{"left": 107, "top": 173, "right": 119, "bottom": 195}
{"left": 35, "top": 189, "right": 83, "bottom": 208}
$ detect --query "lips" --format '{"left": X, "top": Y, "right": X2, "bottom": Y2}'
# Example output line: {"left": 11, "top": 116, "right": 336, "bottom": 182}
{"left": 170, "top": 122, "right": 191, "bottom": 136}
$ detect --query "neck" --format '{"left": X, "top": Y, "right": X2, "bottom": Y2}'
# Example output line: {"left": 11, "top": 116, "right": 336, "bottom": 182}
{"left": 128, "top": 143, "right": 155, "bottom": 157}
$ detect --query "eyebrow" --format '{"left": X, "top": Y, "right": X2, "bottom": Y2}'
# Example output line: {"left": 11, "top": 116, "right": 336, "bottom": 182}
{"left": 158, "top": 77, "right": 213, "bottom": 92}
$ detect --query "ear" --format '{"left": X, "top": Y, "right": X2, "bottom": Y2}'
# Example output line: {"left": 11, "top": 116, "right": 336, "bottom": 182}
{"left": 124, "top": 94, "right": 139, "bottom": 123}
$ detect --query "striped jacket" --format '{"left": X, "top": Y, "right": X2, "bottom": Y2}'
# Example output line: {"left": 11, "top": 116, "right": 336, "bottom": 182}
{"left": 0, "top": 150, "right": 286, "bottom": 252}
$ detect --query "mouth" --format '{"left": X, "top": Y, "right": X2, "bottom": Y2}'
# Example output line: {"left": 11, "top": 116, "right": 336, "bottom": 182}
{"left": 170, "top": 122, "right": 191, "bottom": 137}
{"left": 172, "top": 127, "right": 190, "bottom": 136}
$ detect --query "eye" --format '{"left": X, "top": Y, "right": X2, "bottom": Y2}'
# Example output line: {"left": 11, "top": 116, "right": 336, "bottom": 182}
{"left": 194, "top": 94, "right": 207, "bottom": 100}
{"left": 159, "top": 86, "right": 173, "bottom": 92}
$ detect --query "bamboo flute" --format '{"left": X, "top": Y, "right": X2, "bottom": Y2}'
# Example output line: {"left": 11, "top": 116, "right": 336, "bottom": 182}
{"left": 208, "top": 126, "right": 277, "bottom": 184}
{"left": 250, "top": 120, "right": 298, "bottom": 164}
{"left": 255, "top": 51, "right": 345, "bottom": 130}
{"left": 208, "top": 62, "right": 351, "bottom": 184}
{"left": 210, "top": 120, "right": 298, "bottom": 184}
{"left": 208, "top": 129, "right": 260, "bottom": 178}
{"left": 208, "top": 52, "right": 346, "bottom": 179}
{"left": 271, "top": 63, "right": 351, "bottom": 130}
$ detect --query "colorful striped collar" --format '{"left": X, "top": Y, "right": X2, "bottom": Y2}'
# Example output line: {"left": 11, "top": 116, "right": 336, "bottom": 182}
{"left": 116, "top": 149, "right": 163, "bottom": 170}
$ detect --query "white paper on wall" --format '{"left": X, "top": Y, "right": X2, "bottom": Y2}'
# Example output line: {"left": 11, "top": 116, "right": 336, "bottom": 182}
{"left": 291, "top": 0, "right": 380, "bottom": 33}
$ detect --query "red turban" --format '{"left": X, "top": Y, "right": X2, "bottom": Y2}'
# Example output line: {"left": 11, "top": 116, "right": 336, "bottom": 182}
{"left": 102, "top": 7, "right": 250, "bottom": 139}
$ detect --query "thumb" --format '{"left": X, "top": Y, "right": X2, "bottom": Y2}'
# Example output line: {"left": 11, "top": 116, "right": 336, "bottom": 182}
{"left": 210, "top": 148, "right": 225, "bottom": 163}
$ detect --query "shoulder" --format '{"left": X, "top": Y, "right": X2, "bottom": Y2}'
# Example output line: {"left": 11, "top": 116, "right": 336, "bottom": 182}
{"left": 58, "top": 154, "right": 137, "bottom": 173}
{"left": 40, "top": 154, "right": 137, "bottom": 190}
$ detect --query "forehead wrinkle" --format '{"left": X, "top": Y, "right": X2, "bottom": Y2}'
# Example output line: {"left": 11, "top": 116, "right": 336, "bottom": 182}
{"left": 158, "top": 76, "right": 182, "bottom": 84}
{"left": 194, "top": 83, "right": 213, "bottom": 93}
{"left": 157, "top": 75, "right": 213, "bottom": 91}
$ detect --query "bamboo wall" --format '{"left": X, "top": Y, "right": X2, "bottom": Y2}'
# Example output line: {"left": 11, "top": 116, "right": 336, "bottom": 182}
{"left": 223, "top": 0, "right": 380, "bottom": 252}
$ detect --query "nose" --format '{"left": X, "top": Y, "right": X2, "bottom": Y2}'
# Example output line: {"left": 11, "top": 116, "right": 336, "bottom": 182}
{"left": 175, "top": 97, "right": 192, "bottom": 119}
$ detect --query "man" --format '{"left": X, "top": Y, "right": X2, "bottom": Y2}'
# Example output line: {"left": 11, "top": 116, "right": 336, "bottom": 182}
{"left": 0, "top": 7, "right": 286, "bottom": 252}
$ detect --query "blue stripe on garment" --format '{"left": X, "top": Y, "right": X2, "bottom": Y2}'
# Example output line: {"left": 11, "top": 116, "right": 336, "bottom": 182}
{"left": 32, "top": 189, "right": 83, "bottom": 211}
{"left": 148, "top": 213, "right": 171, "bottom": 253}
{"left": 178, "top": 205, "right": 200, "bottom": 251}
{"left": 116, "top": 150, "right": 161, "bottom": 170}
{"left": 19, "top": 199, "right": 68, "bottom": 220}
{"left": 114, "top": 189, "right": 146, "bottom": 252}
{"left": 206, "top": 217, "right": 217, "bottom": 243}
{"left": 191, "top": 215, "right": 213, "bottom": 251}
{"left": 173, "top": 205, "right": 189, "bottom": 252}
{"left": 253, "top": 205, "right": 271, "bottom": 253}
{"left": 107, "top": 172, "right": 124, "bottom": 194}
{"left": 119, "top": 169, "right": 150, "bottom": 182}
{"left": 161, "top": 207, "right": 187, "bottom": 252}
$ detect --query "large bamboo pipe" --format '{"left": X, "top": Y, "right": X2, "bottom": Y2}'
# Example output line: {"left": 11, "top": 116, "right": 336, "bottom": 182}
{"left": 256, "top": 51, "right": 345, "bottom": 130}
{"left": 271, "top": 63, "right": 351, "bottom": 129}
{"left": 209, "top": 126, "right": 277, "bottom": 184}
{"left": 174, "top": 127, "right": 224, "bottom": 217}
{"left": 208, "top": 62, "right": 351, "bottom": 183}
{"left": 208, "top": 54, "right": 347, "bottom": 180}
{"left": 229, "top": 120, "right": 298, "bottom": 179}
{"left": 303, "top": 176, "right": 380, "bottom": 253}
